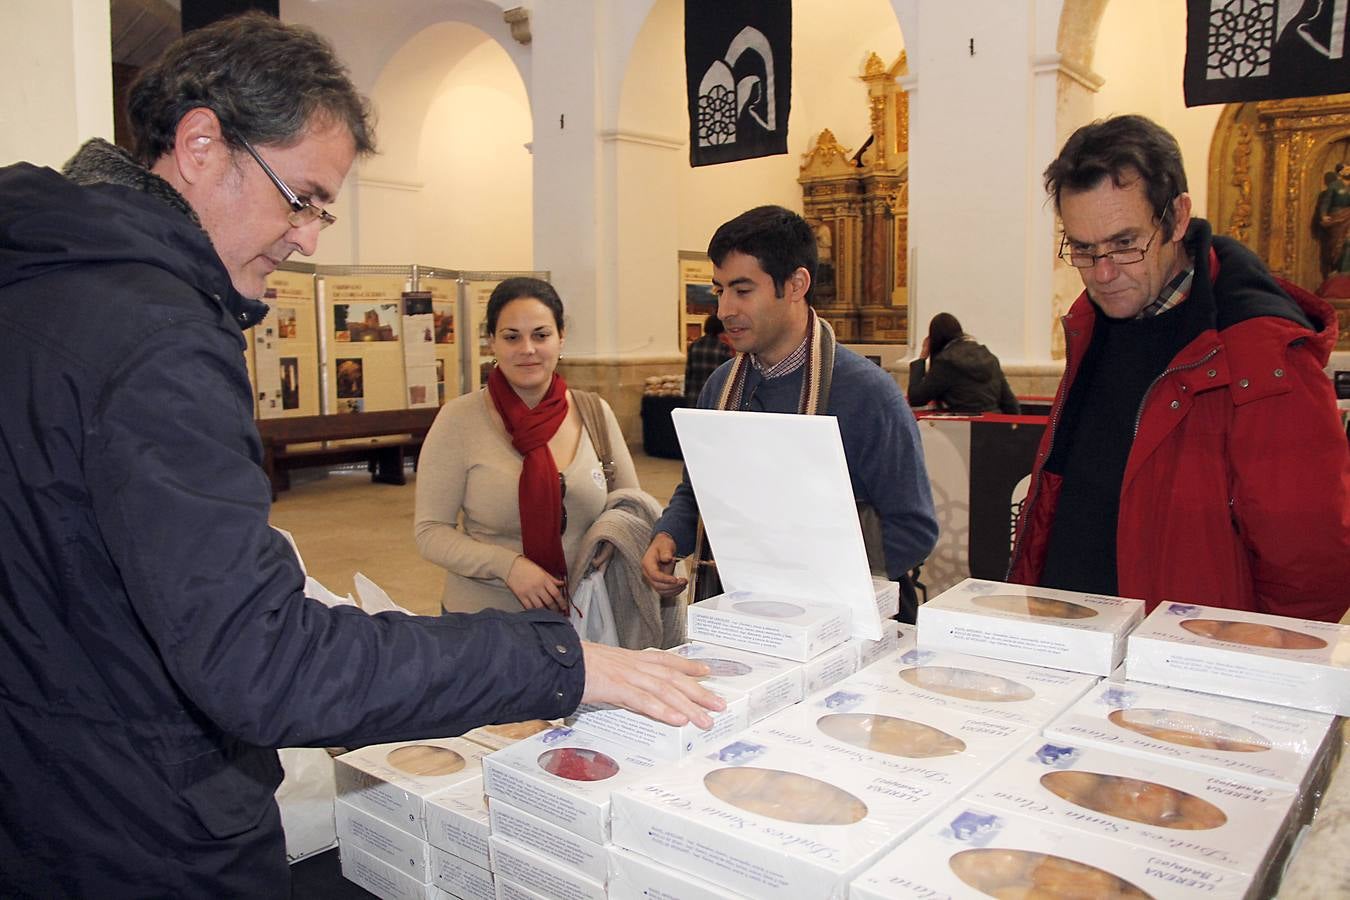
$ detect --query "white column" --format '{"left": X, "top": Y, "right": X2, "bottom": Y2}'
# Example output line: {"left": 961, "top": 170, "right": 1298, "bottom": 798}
{"left": 0, "top": 0, "right": 113, "bottom": 168}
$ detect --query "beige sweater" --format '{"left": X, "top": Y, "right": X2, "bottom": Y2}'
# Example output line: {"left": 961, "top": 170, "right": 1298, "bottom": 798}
{"left": 414, "top": 389, "right": 639, "bottom": 613}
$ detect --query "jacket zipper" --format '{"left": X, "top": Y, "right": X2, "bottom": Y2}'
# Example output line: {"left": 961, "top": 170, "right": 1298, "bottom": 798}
{"left": 1006, "top": 319, "right": 1079, "bottom": 577}
{"left": 1131, "top": 346, "right": 1220, "bottom": 439}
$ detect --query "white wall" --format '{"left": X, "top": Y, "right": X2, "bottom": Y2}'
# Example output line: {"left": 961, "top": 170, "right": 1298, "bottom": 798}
{"left": 1091, "top": 0, "right": 1223, "bottom": 219}
{"left": 0, "top": 0, "right": 112, "bottom": 168}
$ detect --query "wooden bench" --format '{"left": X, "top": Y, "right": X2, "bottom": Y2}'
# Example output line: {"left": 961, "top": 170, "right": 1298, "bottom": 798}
{"left": 256, "top": 407, "right": 441, "bottom": 499}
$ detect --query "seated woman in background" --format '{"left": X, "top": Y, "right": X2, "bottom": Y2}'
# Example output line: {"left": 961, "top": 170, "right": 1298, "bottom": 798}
{"left": 415, "top": 277, "right": 638, "bottom": 614}
{"left": 907, "top": 312, "right": 1020, "bottom": 414}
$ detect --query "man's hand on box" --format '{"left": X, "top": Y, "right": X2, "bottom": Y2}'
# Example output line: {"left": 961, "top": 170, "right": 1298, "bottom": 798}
{"left": 580, "top": 644, "right": 722, "bottom": 729}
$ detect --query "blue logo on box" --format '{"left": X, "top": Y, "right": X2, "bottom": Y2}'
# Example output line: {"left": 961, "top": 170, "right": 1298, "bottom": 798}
{"left": 711, "top": 741, "right": 766, "bottom": 766}
{"left": 947, "top": 811, "right": 1002, "bottom": 845}
{"left": 1034, "top": 743, "right": 1080, "bottom": 768}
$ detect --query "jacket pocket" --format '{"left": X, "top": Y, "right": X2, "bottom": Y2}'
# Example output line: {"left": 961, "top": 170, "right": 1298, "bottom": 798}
{"left": 179, "top": 746, "right": 284, "bottom": 840}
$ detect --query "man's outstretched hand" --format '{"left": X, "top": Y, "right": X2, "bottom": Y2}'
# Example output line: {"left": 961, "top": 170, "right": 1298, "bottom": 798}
{"left": 580, "top": 643, "right": 723, "bottom": 729}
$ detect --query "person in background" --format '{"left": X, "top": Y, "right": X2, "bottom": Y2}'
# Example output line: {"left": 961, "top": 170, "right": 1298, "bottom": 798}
{"left": 641, "top": 205, "right": 938, "bottom": 620}
{"left": 415, "top": 277, "right": 639, "bottom": 615}
{"left": 1009, "top": 114, "right": 1349, "bottom": 622}
{"left": 684, "top": 313, "right": 735, "bottom": 406}
{"left": 0, "top": 16, "right": 719, "bottom": 896}
{"left": 907, "top": 312, "right": 1020, "bottom": 414}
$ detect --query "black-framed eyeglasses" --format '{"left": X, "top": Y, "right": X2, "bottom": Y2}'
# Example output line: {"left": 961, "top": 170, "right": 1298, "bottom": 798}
{"left": 1059, "top": 227, "right": 1159, "bottom": 269}
{"left": 233, "top": 134, "right": 337, "bottom": 230}
{"left": 559, "top": 472, "right": 568, "bottom": 535}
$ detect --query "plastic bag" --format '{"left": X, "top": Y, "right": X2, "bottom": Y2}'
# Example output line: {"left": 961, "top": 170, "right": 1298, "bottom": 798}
{"left": 569, "top": 569, "right": 619, "bottom": 646}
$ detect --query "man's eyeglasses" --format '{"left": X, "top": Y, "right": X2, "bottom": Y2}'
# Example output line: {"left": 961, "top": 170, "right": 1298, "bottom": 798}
{"left": 1059, "top": 227, "right": 1159, "bottom": 269}
{"left": 233, "top": 134, "right": 337, "bottom": 230}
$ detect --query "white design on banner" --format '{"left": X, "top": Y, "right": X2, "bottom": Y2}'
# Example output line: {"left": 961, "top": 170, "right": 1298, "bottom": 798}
{"left": 696, "top": 26, "right": 776, "bottom": 148}
{"left": 1206, "top": 0, "right": 1346, "bottom": 81}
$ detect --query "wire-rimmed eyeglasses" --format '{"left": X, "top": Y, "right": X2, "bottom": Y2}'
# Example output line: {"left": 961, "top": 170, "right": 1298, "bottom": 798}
{"left": 233, "top": 134, "right": 337, "bottom": 231}
{"left": 1059, "top": 227, "right": 1159, "bottom": 269}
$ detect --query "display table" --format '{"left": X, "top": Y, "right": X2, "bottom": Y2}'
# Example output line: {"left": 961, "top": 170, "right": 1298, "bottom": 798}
{"left": 641, "top": 394, "right": 686, "bottom": 459}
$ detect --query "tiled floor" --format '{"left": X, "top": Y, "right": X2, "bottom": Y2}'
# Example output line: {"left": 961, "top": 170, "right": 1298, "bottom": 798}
{"left": 268, "top": 450, "right": 684, "bottom": 617}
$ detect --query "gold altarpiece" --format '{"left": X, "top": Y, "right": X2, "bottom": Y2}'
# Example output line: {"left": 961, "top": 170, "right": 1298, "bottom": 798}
{"left": 798, "top": 52, "right": 910, "bottom": 344}
{"left": 1208, "top": 93, "right": 1350, "bottom": 351}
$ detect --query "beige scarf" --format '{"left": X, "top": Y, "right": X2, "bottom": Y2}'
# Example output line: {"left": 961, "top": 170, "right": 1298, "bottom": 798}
{"left": 689, "top": 308, "right": 836, "bottom": 602}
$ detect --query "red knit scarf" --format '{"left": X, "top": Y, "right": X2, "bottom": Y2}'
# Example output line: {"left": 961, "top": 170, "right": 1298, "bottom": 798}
{"left": 487, "top": 366, "right": 569, "bottom": 581}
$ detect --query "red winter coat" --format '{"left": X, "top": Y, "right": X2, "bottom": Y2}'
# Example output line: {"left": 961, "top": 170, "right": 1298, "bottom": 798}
{"left": 1009, "top": 222, "right": 1350, "bottom": 622}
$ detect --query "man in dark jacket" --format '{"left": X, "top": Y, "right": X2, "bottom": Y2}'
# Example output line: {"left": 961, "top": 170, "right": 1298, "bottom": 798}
{"left": 0, "top": 15, "right": 717, "bottom": 898}
{"left": 1009, "top": 115, "right": 1349, "bottom": 622}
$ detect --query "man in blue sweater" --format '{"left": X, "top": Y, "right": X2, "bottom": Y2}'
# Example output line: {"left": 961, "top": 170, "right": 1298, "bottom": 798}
{"left": 641, "top": 206, "right": 938, "bottom": 619}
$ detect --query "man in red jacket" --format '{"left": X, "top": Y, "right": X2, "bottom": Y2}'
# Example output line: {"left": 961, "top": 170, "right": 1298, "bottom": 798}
{"left": 1009, "top": 115, "right": 1349, "bottom": 623}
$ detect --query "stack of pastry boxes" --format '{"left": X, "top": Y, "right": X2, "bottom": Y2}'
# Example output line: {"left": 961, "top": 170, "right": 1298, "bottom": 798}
{"left": 478, "top": 577, "right": 908, "bottom": 899}
{"left": 333, "top": 736, "right": 495, "bottom": 900}
{"left": 848, "top": 582, "right": 1342, "bottom": 900}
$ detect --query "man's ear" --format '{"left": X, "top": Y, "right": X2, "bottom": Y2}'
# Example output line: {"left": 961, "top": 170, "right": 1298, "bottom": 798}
{"left": 787, "top": 266, "right": 812, "bottom": 302}
{"left": 166, "top": 107, "right": 226, "bottom": 186}
{"left": 1167, "top": 192, "right": 1193, "bottom": 243}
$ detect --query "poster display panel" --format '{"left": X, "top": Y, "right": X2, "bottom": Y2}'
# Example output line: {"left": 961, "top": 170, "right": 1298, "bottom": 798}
{"left": 323, "top": 274, "right": 408, "bottom": 413}
{"left": 465, "top": 279, "right": 500, "bottom": 393}
{"left": 678, "top": 251, "right": 717, "bottom": 348}
{"left": 422, "top": 274, "right": 461, "bottom": 403}
{"left": 260, "top": 268, "right": 320, "bottom": 417}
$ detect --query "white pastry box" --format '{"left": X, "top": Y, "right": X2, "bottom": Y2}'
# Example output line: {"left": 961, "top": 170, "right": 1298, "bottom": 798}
{"left": 494, "top": 877, "right": 550, "bottom": 900}
{"left": 336, "top": 798, "right": 436, "bottom": 882}
{"left": 873, "top": 577, "right": 900, "bottom": 619}
{"left": 852, "top": 620, "right": 903, "bottom": 671}
{"left": 849, "top": 801, "right": 1251, "bottom": 900}
{"left": 430, "top": 845, "right": 494, "bottom": 900}
{"left": 609, "top": 736, "right": 939, "bottom": 900}
{"left": 753, "top": 673, "right": 1030, "bottom": 794}
{"left": 968, "top": 737, "right": 1298, "bottom": 877}
{"left": 687, "top": 590, "right": 851, "bottom": 661}
{"left": 339, "top": 842, "right": 440, "bottom": 900}
{"left": 567, "top": 689, "right": 749, "bottom": 760}
{"left": 1125, "top": 602, "right": 1350, "bottom": 716}
{"left": 488, "top": 797, "right": 609, "bottom": 885}
{"left": 671, "top": 641, "right": 805, "bottom": 723}
{"left": 607, "top": 845, "right": 743, "bottom": 900}
{"left": 917, "top": 578, "right": 1144, "bottom": 675}
{"left": 480, "top": 726, "right": 660, "bottom": 844}
{"left": 335, "top": 737, "right": 489, "bottom": 838}
{"left": 865, "top": 646, "right": 1100, "bottom": 729}
{"left": 462, "top": 720, "right": 558, "bottom": 752}
{"left": 423, "top": 776, "right": 490, "bottom": 870}
{"left": 803, "top": 639, "right": 859, "bottom": 696}
{"left": 488, "top": 833, "right": 606, "bottom": 900}
{"left": 1043, "top": 678, "right": 1336, "bottom": 790}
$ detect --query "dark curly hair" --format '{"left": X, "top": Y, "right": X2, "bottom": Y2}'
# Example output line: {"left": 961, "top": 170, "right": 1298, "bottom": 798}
{"left": 128, "top": 12, "right": 375, "bottom": 164}
{"left": 707, "top": 205, "right": 818, "bottom": 304}
{"left": 1043, "top": 115, "right": 1187, "bottom": 235}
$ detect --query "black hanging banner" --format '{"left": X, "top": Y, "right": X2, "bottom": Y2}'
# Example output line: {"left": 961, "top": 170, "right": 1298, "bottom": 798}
{"left": 685, "top": 0, "right": 792, "bottom": 167}
{"left": 1184, "top": 0, "right": 1350, "bottom": 106}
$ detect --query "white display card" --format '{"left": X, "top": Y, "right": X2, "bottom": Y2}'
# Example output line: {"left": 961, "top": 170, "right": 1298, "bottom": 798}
{"left": 849, "top": 801, "right": 1251, "bottom": 900}
{"left": 672, "top": 408, "right": 881, "bottom": 639}
{"left": 1125, "top": 602, "right": 1350, "bottom": 716}
{"left": 1043, "top": 678, "right": 1336, "bottom": 790}
{"left": 335, "top": 737, "right": 489, "bottom": 838}
{"left": 670, "top": 641, "right": 805, "bottom": 723}
{"left": 917, "top": 578, "right": 1144, "bottom": 675}
{"left": 607, "top": 845, "right": 743, "bottom": 900}
{"left": 687, "top": 590, "right": 850, "bottom": 661}
{"left": 754, "top": 672, "right": 1031, "bottom": 794}
{"left": 488, "top": 797, "right": 609, "bottom": 885}
{"left": 610, "top": 735, "right": 940, "bottom": 900}
{"left": 861, "top": 645, "right": 1100, "bottom": 729}
{"left": 423, "top": 776, "right": 490, "bottom": 869}
{"left": 567, "top": 689, "right": 749, "bottom": 761}
{"left": 481, "top": 726, "right": 660, "bottom": 844}
{"left": 488, "top": 834, "right": 606, "bottom": 900}
{"left": 969, "top": 736, "right": 1298, "bottom": 877}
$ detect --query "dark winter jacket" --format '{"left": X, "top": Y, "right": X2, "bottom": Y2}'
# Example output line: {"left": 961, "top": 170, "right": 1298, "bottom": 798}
{"left": 1009, "top": 219, "right": 1350, "bottom": 622}
{"left": 907, "top": 338, "right": 1020, "bottom": 414}
{"left": 0, "top": 141, "right": 585, "bottom": 898}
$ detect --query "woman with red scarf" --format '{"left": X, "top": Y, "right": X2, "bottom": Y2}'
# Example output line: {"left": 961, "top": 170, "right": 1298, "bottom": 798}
{"left": 415, "top": 278, "right": 639, "bottom": 614}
